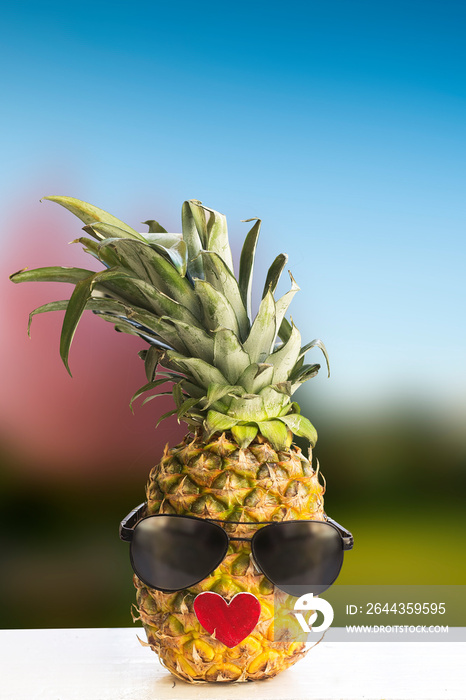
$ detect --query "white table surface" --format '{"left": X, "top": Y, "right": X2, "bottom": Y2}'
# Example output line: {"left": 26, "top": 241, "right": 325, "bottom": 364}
{"left": 1, "top": 627, "right": 465, "bottom": 700}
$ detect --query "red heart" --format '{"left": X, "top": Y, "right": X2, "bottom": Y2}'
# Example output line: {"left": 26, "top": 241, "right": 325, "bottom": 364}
{"left": 193, "top": 591, "right": 261, "bottom": 648}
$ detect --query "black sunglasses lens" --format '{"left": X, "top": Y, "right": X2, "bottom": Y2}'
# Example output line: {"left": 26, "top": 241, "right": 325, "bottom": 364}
{"left": 252, "top": 521, "right": 344, "bottom": 595}
{"left": 131, "top": 516, "right": 227, "bottom": 591}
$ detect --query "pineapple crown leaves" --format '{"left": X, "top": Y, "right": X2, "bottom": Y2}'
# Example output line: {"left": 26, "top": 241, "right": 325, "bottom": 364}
{"left": 10, "top": 195, "right": 330, "bottom": 450}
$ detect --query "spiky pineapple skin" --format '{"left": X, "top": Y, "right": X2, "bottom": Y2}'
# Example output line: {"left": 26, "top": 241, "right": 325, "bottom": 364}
{"left": 133, "top": 431, "right": 325, "bottom": 682}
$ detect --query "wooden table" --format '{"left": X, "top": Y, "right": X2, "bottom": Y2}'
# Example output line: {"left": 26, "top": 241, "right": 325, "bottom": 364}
{"left": 2, "top": 627, "right": 465, "bottom": 700}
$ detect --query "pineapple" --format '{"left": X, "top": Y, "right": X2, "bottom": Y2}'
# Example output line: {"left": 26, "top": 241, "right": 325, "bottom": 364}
{"left": 10, "top": 196, "right": 331, "bottom": 683}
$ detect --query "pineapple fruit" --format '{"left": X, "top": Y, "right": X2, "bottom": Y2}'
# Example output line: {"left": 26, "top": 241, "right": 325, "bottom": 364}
{"left": 11, "top": 196, "right": 331, "bottom": 683}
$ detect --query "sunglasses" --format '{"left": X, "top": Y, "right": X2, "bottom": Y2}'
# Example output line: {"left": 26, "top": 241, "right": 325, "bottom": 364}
{"left": 120, "top": 503, "right": 353, "bottom": 596}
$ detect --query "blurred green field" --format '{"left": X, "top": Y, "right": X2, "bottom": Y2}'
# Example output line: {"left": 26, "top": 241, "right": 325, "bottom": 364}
{"left": 334, "top": 507, "right": 466, "bottom": 585}
{"left": 1, "top": 400, "right": 465, "bottom": 629}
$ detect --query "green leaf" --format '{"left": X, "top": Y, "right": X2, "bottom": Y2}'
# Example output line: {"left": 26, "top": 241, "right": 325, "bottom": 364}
{"left": 172, "top": 381, "right": 184, "bottom": 410}
{"left": 123, "top": 311, "right": 190, "bottom": 355}
{"left": 265, "top": 322, "right": 301, "bottom": 383}
{"left": 177, "top": 397, "right": 200, "bottom": 421}
{"left": 205, "top": 410, "right": 239, "bottom": 437}
{"left": 274, "top": 272, "right": 299, "bottom": 343}
{"left": 166, "top": 353, "right": 230, "bottom": 390}
{"left": 108, "top": 276, "right": 202, "bottom": 328}
{"left": 87, "top": 288, "right": 191, "bottom": 352}
{"left": 140, "top": 233, "right": 188, "bottom": 277}
{"left": 290, "top": 371, "right": 320, "bottom": 394}
{"left": 141, "top": 392, "right": 174, "bottom": 406}
{"left": 181, "top": 201, "right": 204, "bottom": 279}
{"left": 184, "top": 413, "right": 205, "bottom": 427}
{"left": 202, "top": 203, "right": 234, "bottom": 274}
{"left": 129, "top": 378, "right": 172, "bottom": 412}
{"left": 97, "top": 238, "right": 200, "bottom": 317}
{"left": 180, "top": 380, "right": 207, "bottom": 400}
{"left": 141, "top": 347, "right": 160, "bottom": 362}
{"left": 204, "top": 383, "right": 243, "bottom": 409}
{"left": 227, "top": 395, "right": 268, "bottom": 422}
{"left": 59, "top": 274, "right": 96, "bottom": 375}
{"left": 258, "top": 386, "right": 291, "bottom": 419}
{"left": 187, "top": 199, "right": 208, "bottom": 247}
{"left": 143, "top": 220, "right": 168, "bottom": 233}
{"left": 238, "top": 218, "right": 261, "bottom": 319}
{"left": 213, "top": 328, "right": 251, "bottom": 384}
{"left": 89, "top": 224, "right": 188, "bottom": 277}
{"left": 93, "top": 313, "right": 177, "bottom": 351}
{"left": 200, "top": 252, "right": 249, "bottom": 340}
{"left": 299, "top": 338, "right": 331, "bottom": 378}
{"left": 151, "top": 239, "right": 188, "bottom": 277}
{"left": 145, "top": 345, "right": 166, "bottom": 381}
{"left": 93, "top": 269, "right": 156, "bottom": 312}
{"left": 96, "top": 237, "right": 156, "bottom": 281}
{"left": 262, "top": 253, "right": 287, "bottom": 299}
{"left": 289, "top": 362, "right": 321, "bottom": 383}
{"left": 272, "top": 381, "right": 292, "bottom": 396}
{"left": 155, "top": 409, "right": 178, "bottom": 427}
{"left": 194, "top": 279, "right": 240, "bottom": 335}
{"left": 237, "top": 363, "right": 274, "bottom": 393}
{"left": 70, "top": 236, "right": 103, "bottom": 263}
{"left": 74, "top": 235, "right": 121, "bottom": 269}
{"left": 155, "top": 351, "right": 188, "bottom": 374}
{"left": 277, "top": 317, "right": 293, "bottom": 343}
{"left": 243, "top": 290, "right": 276, "bottom": 363}
{"left": 279, "top": 413, "right": 318, "bottom": 446}
{"left": 9, "top": 266, "right": 97, "bottom": 285}
{"left": 96, "top": 238, "right": 159, "bottom": 284}
{"left": 27, "top": 300, "right": 68, "bottom": 335}
{"left": 165, "top": 318, "right": 215, "bottom": 364}
{"left": 27, "top": 297, "right": 129, "bottom": 336}
{"left": 256, "top": 420, "right": 290, "bottom": 451}
{"left": 142, "top": 233, "right": 182, "bottom": 246}
{"left": 43, "top": 196, "right": 140, "bottom": 236}
{"left": 79, "top": 264, "right": 147, "bottom": 303}
{"left": 83, "top": 221, "right": 146, "bottom": 242}
{"left": 231, "top": 425, "right": 258, "bottom": 449}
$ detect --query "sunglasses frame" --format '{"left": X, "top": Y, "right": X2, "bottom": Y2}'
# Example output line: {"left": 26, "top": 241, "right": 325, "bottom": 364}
{"left": 120, "top": 502, "right": 353, "bottom": 593}
{"left": 120, "top": 502, "right": 353, "bottom": 546}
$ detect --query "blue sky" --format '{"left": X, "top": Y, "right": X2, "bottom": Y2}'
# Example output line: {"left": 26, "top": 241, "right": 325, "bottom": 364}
{"left": 2, "top": 0, "right": 465, "bottom": 410}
